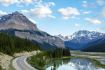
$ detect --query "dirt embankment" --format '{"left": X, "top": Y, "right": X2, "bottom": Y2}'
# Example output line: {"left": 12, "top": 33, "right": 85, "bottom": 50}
{"left": 0, "top": 51, "right": 39, "bottom": 70}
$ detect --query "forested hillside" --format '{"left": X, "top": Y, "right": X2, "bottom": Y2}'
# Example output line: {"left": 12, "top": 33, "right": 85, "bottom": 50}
{"left": 0, "top": 33, "right": 40, "bottom": 55}
{"left": 82, "top": 38, "right": 105, "bottom": 52}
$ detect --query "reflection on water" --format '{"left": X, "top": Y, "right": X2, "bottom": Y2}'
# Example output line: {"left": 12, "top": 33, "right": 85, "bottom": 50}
{"left": 46, "top": 58, "right": 105, "bottom": 70}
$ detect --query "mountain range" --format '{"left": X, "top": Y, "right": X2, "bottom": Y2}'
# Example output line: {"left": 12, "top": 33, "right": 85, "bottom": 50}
{"left": 0, "top": 11, "right": 105, "bottom": 52}
{"left": 0, "top": 11, "right": 64, "bottom": 50}
{"left": 57, "top": 30, "right": 105, "bottom": 51}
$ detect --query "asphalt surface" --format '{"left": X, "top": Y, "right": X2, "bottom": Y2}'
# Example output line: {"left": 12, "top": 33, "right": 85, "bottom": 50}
{"left": 12, "top": 56, "right": 37, "bottom": 70}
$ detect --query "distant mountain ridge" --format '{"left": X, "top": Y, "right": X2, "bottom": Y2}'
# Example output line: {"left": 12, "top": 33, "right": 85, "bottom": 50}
{"left": 56, "top": 34, "right": 71, "bottom": 41}
{"left": 58, "top": 30, "right": 105, "bottom": 41}
{"left": 0, "top": 11, "right": 65, "bottom": 50}
{"left": 57, "top": 30, "right": 105, "bottom": 50}
{"left": 82, "top": 37, "right": 105, "bottom": 52}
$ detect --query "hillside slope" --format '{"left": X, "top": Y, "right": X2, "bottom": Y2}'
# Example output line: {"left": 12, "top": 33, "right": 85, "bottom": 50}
{"left": 82, "top": 38, "right": 105, "bottom": 52}
{"left": 0, "top": 33, "right": 40, "bottom": 55}
{"left": 0, "top": 12, "right": 64, "bottom": 50}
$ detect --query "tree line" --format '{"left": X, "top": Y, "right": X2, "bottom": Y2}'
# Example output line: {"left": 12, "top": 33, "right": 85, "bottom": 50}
{"left": 0, "top": 33, "right": 40, "bottom": 55}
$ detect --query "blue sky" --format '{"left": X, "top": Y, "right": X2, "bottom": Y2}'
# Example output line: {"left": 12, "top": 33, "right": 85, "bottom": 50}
{"left": 0, "top": 0, "right": 105, "bottom": 36}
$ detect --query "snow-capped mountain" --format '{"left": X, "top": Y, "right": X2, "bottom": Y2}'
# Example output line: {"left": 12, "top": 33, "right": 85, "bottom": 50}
{"left": 0, "top": 12, "right": 65, "bottom": 50}
{"left": 56, "top": 34, "right": 71, "bottom": 41}
{"left": 58, "top": 30, "right": 105, "bottom": 50}
{"left": 67, "top": 30, "right": 105, "bottom": 43}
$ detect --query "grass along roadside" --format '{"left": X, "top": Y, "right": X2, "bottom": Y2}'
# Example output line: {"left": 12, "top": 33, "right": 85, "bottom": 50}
{"left": 0, "top": 66, "right": 5, "bottom": 70}
{"left": 27, "top": 52, "right": 50, "bottom": 70}
{"left": 27, "top": 48, "right": 71, "bottom": 70}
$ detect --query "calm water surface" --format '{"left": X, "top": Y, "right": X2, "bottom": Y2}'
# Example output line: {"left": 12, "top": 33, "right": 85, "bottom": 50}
{"left": 46, "top": 58, "right": 105, "bottom": 70}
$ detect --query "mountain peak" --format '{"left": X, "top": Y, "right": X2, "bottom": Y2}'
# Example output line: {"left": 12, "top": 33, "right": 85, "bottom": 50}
{"left": 74, "top": 30, "right": 91, "bottom": 35}
{"left": 64, "top": 30, "right": 105, "bottom": 50}
{"left": 66, "top": 30, "right": 105, "bottom": 43}
{"left": 58, "top": 30, "right": 105, "bottom": 42}
{"left": 9, "top": 11, "right": 27, "bottom": 20}
{"left": 12, "top": 11, "right": 21, "bottom": 14}
{"left": 73, "top": 30, "right": 104, "bottom": 37}
{"left": 11, "top": 11, "right": 26, "bottom": 18}
{"left": 0, "top": 12, "right": 38, "bottom": 30}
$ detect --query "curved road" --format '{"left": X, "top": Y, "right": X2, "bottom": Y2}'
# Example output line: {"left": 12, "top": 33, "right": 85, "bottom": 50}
{"left": 12, "top": 56, "right": 37, "bottom": 70}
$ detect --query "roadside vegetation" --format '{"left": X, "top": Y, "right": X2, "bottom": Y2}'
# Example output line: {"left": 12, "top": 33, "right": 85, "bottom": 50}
{"left": 27, "top": 48, "right": 71, "bottom": 70}
{"left": 0, "top": 32, "right": 71, "bottom": 70}
{"left": 28, "top": 50, "right": 105, "bottom": 70}
{"left": 0, "top": 66, "right": 3, "bottom": 70}
{"left": 0, "top": 66, "right": 5, "bottom": 70}
{"left": 0, "top": 33, "right": 40, "bottom": 56}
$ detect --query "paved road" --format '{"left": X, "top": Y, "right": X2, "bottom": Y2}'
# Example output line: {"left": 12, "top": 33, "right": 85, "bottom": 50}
{"left": 12, "top": 56, "right": 37, "bottom": 70}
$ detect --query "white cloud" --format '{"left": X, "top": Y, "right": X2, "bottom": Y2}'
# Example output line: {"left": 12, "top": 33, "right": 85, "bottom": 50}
{"left": 0, "top": 10, "right": 7, "bottom": 16}
{"left": 82, "top": 1, "right": 96, "bottom": 8}
{"left": 82, "top": 1, "right": 88, "bottom": 8}
{"left": 0, "top": 0, "right": 55, "bottom": 18}
{"left": 0, "top": 0, "right": 17, "bottom": 6}
{"left": 96, "top": 0, "right": 105, "bottom": 6}
{"left": 101, "top": 7, "right": 105, "bottom": 17}
{"left": 24, "top": 0, "right": 33, "bottom": 3}
{"left": 30, "top": 6, "right": 52, "bottom": 18}
{"left": 85, "top": 18, "right": 102, "bottom": 24}
{"left": 21, "top": 1, "right": 55, "bottom": 18}
{"left": 0, "top": 0, "right": 34, "bottom": 6}
{"left": 83, "top": 1, "right": 87, "bottom": 4}
{"left": 74, "top": 23, "right": 80, "bottom": 27}
{"left": 21, "top": 10, "right": 29, "bottom": 13}
{"left": 83, "top": 11, "right": 91, "bottom": 14}
{"left": 58, "top": 7, "right": 80, "bottom": 19}
{"left": 82, "top": 4, "right": 88, "bottom": 8}
{"left": 44, "top": 2, "right": 55, "bottom": 7}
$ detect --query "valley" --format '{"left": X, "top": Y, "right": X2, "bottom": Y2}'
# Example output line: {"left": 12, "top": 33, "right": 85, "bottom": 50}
{"left": 0, "top": 11, "right": 105, "bottom": 70}
{"left": 0, "top": 12, "right": 70, "bottom": 70}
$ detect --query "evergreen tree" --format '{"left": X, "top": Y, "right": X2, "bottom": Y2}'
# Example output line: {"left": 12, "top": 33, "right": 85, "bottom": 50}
{"left": 0, "top": 33, "right": 40, "bottom": 55}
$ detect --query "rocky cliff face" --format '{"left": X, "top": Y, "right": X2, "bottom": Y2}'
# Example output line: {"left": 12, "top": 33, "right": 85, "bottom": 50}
{"left": 0, "top": 12, "right": 65, "bottom": 50}
{"left": 0, "top": 11, "right": 38, "bottom": 30}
